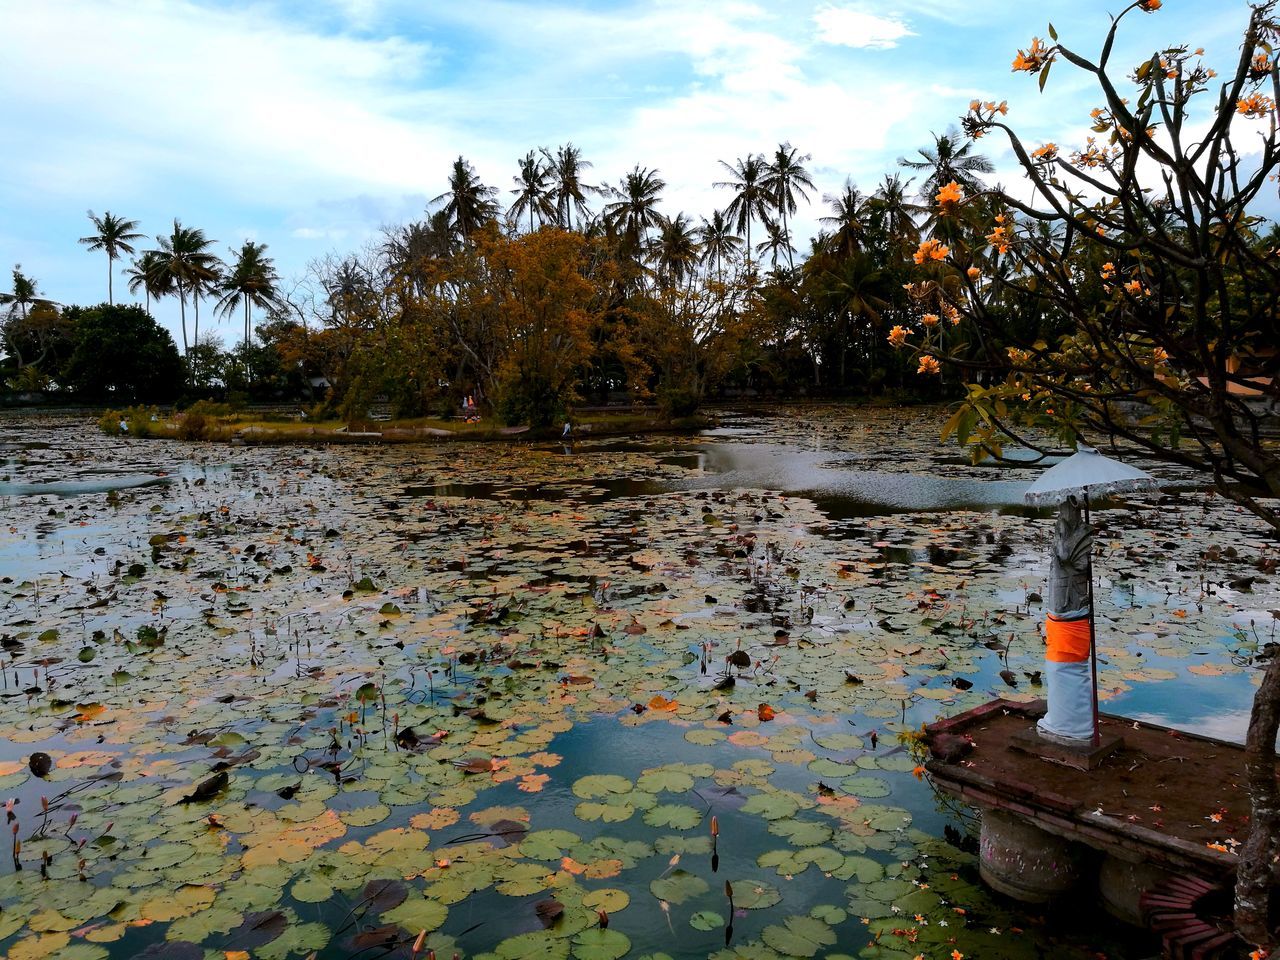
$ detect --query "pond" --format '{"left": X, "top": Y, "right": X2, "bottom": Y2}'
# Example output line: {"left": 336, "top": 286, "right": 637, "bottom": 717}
{"left": 0, "top": 405, "right": 1273, "bottom": 960}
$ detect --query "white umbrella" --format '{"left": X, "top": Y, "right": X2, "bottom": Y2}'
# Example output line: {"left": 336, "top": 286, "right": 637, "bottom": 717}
{"left": 1025, "top": 444, "right": 1159, "bottom": 506}
{"left": 1023, "top": 445, "right": 1159, "bottom": 745}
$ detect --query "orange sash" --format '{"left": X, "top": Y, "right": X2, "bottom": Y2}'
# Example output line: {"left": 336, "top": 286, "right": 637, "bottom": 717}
{"left": 1045, "top": 615, "right": 1091, "bottom": 663}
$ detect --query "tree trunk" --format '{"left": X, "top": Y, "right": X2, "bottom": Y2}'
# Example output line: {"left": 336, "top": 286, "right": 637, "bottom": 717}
{"left": 107, "top": 255, "right": 113, "bottom": 305}
{"left": 1235, "top": 646, "right": 1280, "bottom": 950}
{"left": 178, "top": 283, "right": 188, "bottom": 355}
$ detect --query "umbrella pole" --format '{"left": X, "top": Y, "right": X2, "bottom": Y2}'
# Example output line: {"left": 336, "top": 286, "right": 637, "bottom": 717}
{"left": 1084, "top": 493, "right": 1100, "bottom": 748}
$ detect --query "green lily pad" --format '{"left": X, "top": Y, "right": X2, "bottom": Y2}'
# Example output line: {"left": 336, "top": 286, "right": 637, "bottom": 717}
{"left": 649, "top": 870, "right": 708, "bottom": 905}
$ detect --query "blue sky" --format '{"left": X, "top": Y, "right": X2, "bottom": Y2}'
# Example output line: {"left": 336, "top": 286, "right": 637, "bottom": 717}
{"left": 0, "top": 0, "right": 1264, "bottom": 347}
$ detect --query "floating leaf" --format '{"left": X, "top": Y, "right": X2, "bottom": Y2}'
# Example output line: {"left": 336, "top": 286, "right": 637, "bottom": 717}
{"left": 649, "top": 870, "right": 708, "bottom": 905}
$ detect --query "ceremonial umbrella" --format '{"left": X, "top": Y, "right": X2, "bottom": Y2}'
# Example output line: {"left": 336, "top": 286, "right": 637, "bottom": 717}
{"left": 1024, "top": 445, "right": 1160, "bottom": 743}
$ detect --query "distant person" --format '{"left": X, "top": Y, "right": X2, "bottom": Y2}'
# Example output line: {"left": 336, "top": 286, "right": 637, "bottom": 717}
{"left": 118, "top": 418, "right": 128, "bottom": 434}
{"left": 561, "top": 421, "right": 572, "bottom": 439}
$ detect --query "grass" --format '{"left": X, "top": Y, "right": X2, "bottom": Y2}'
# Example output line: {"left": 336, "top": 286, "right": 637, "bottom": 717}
{"left": 119, "top": 409, "right": 711, "bottom": 445}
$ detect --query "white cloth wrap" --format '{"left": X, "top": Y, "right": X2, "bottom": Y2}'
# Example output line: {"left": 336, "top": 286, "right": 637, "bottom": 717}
{"left": 1037, "top": 660, "right": 1093, "bottom": 742}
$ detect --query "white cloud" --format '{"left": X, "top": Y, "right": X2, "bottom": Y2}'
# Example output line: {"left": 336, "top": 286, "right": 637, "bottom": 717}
{"left": 812, "top": 5, "right": 914, "bottom": 50}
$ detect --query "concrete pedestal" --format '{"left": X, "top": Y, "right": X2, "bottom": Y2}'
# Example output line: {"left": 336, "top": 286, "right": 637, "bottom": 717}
{"left": 978, "top": 807, "right": 1090, "bottom": 903}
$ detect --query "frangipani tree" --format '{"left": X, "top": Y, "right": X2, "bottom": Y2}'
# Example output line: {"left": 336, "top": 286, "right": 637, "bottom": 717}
{"left": 891, "top": 0, "right": 1280, "bottom": 947}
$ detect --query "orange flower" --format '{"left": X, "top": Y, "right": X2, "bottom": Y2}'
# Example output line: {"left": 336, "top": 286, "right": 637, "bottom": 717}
{"left": 1152, "top": 346, "right": 1168, "bottom": 364}
{"left": 935, "top": 180, "right": 963, "bottom": 210}
{"left": 921, "top": 313, "right": 940, "bottom": 327}
{"left": 1237, "top": 93, "right": 1276, "bottom": 119}
{"left": 1032, "top": 143, "right": 1058, "bottom": 161}
{"left": 966, "top": 266, "right": 981, "bottom": 280}
{"left": 1012, "top": 37, "right": 1054, "bottom": 73}
{"left": 913, "top": 238, "right": 950, "bottom": 264}
{"left": 1100, "top": 262, "right": 1115, "bottom": 279}
{"left": 917, "top": 355, "right": 941, "bottom": 376}
{"left": 887, "top": 325, "right": 910, "bottom": 348}
{"left": 952, "top": 951, "right": 965, "bottom": 960}
{"left": 1138, "top": 0, "right": 1160, "bottom": 10}
{"left": 912, "top": 765, "right": 926, "bottom": 780}
{"left": 986, "top": 224, "right": 1010, "bottom": 255}
{"left": 942, "top": 304, "right": 962, "bottom": 326}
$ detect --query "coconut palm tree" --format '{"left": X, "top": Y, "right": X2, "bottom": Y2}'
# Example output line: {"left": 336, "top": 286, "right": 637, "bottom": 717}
{"left": 652, "top": 214, "right": 701, "bottom": 290}
{"left": 149, "top": 219, "right": 220, "bottom": 355}
{"left": 542, "top": 143, "right": 600, "bottom": 229}
{"left": 762, "top": 144, "right": 816, "bottom": 269}
{"left": 755, "top": 217, "right": 794, "bottom": 272}
{"left": 432, "top": 156, "right": 499, "bottom": 243}
{"left": 189, "top": 260, "right": 222, "bottom": 358}
{"left": 78, "top": 211, "right": 144, "bottom": 305}
{"left": 899, "top": 131, "right": 994, "bottom": 204}
{"left": 603, "top": 165, "right": 667, "bottom": 261}
{"left": 0, "top": 265, "right": 50, "bottom": 320}
{"left": 714, "top": 153, "right": 772, "bottom": 266}
{"left": 216, "top": 241, "right": 282, "bottom": 350}
{"left": 820, "top": 180, "right": 872, "bottom": 258}
{"left": 508, "top": 151, "right": 557, "bottom": 234}
{"left": 124, "top": 251, "right": 170, "bottom": 314}
{"left": 697, "top": 210, "right": 743, "bottom": 281}
{"left": 869, "top": 174, "right": 923, "bottom": 249}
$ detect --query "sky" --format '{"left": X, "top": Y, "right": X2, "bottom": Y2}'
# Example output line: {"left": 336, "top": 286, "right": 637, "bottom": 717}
{"left": 0, "top": 0, "right": 1266, "bottom": 349}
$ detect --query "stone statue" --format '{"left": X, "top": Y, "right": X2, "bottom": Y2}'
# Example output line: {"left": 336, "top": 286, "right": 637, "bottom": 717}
{"left": 1038, "top": 497, "right": 1095, "bottom": 743}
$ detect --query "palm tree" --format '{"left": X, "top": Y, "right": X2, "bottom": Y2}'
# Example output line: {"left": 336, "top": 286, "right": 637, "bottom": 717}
{"left": 714, "top": 153, "right": 773, "bottom": 266}
{"left": 698, "top": 210, "right": 743, "bottom": 281}
{"left": 124, "top": 251, "right": 169, "bottom": 314}
{"left": 869, "top": 174, "right": 923, "bottom": 249}
{"left": 0, "top": 265, "right": 49, "bottom": 320}
{"left": 652, "top": 214, "right": 701, "bottom": 289}
{"left": 150, "top": 219, "right": 220, "bottom": 355}
{"left": 755, "top": 217, "right": 794, "bottom": 272}
{"left": 603, "top": 165, "right": 667, "bottom": 259}
{"left": 78, "top": 211, "right": 144, "bottom": 305}
{"left": 508, "top": 151, "right": 557, "bottom": 234}
{"left": 432, "top": 156, "right": 499, "bottom": 243}
{"left": 899, "top": 131, "right": 994, "bottom": 203}
{"left": 189, "top": 260, "right": 222, "bottom": 355}
{"left": 762, "top": 144, "right": 816, "bottom": 268}
{"left": 216, "top": 241, "right": 282, "bottom": 350}
{"left": 542, "top": 143, "right": 599, "bottom": 229}
{"left": 820, "top": 180, "right": 872, "bottom": 258}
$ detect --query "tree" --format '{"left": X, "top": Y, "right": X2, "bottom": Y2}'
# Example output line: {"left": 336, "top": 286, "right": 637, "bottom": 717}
{"left": 2, "top": 302, "right": 73, "bottom": 382}
{"left": 216, "top": 241, "right": 282, "bottom": 351}
{"left": 62, "top": 303, "right": 184, "bottom": 402}
{"left": 508, "top": 151, "right": 557, "bottom": 234}
{"left": 603, "top": 165, "right": 667, "bottom": 264}
{"left": 125, "top": 250, "right": 169, "bottom": 314}
{"left": 821, "top": 180, "right": 873, "bottom": 258}
{"left": 868, "top": 174, "right": 923, "bottom": 252}
{"left": 481, "top": 228, "right": 603, "bottom": 427}
{"left": 432, "top": 156, "right": 499, "bottom": 243}
{"left": 0, "top": 265, "right": 50, "bottom": 321}
{"left": 698, "top": 210, "right": 743, "bottom": 281}
{"left": 899, "top": 130, "right": 994, "bottom": 205}
{"left": 755, "top": 217, "right": 794, "bottom": 272}
{"left": 149, "top": 220, "right": 220, "bottom": 355}
{"left": 653, "top": 213, "right": 701, "bottom": 290}
{"left": 763, "top": 143, "right": 816, "bottom": 268}
{"left": 78, "top": 211, "right": 143, "bottom": 305}
{"left": 893, "top": 1, "right": 1280, "bottom": 946}
{"left": 715, "top": 153, "right": 773, "bottom": 266}
{"left": 542, "top": 143, "right": 600, "bottom": 229}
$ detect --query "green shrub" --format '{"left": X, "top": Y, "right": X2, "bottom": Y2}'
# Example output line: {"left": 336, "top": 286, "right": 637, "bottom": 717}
{"left": 98, "top": 405, "right": 159, "bottom": 437}
{"left": 657, "top": 385, "right": 701, "bottom": 419}
{"left": 175, "top": 411, "right": 209, "bottom": 441}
